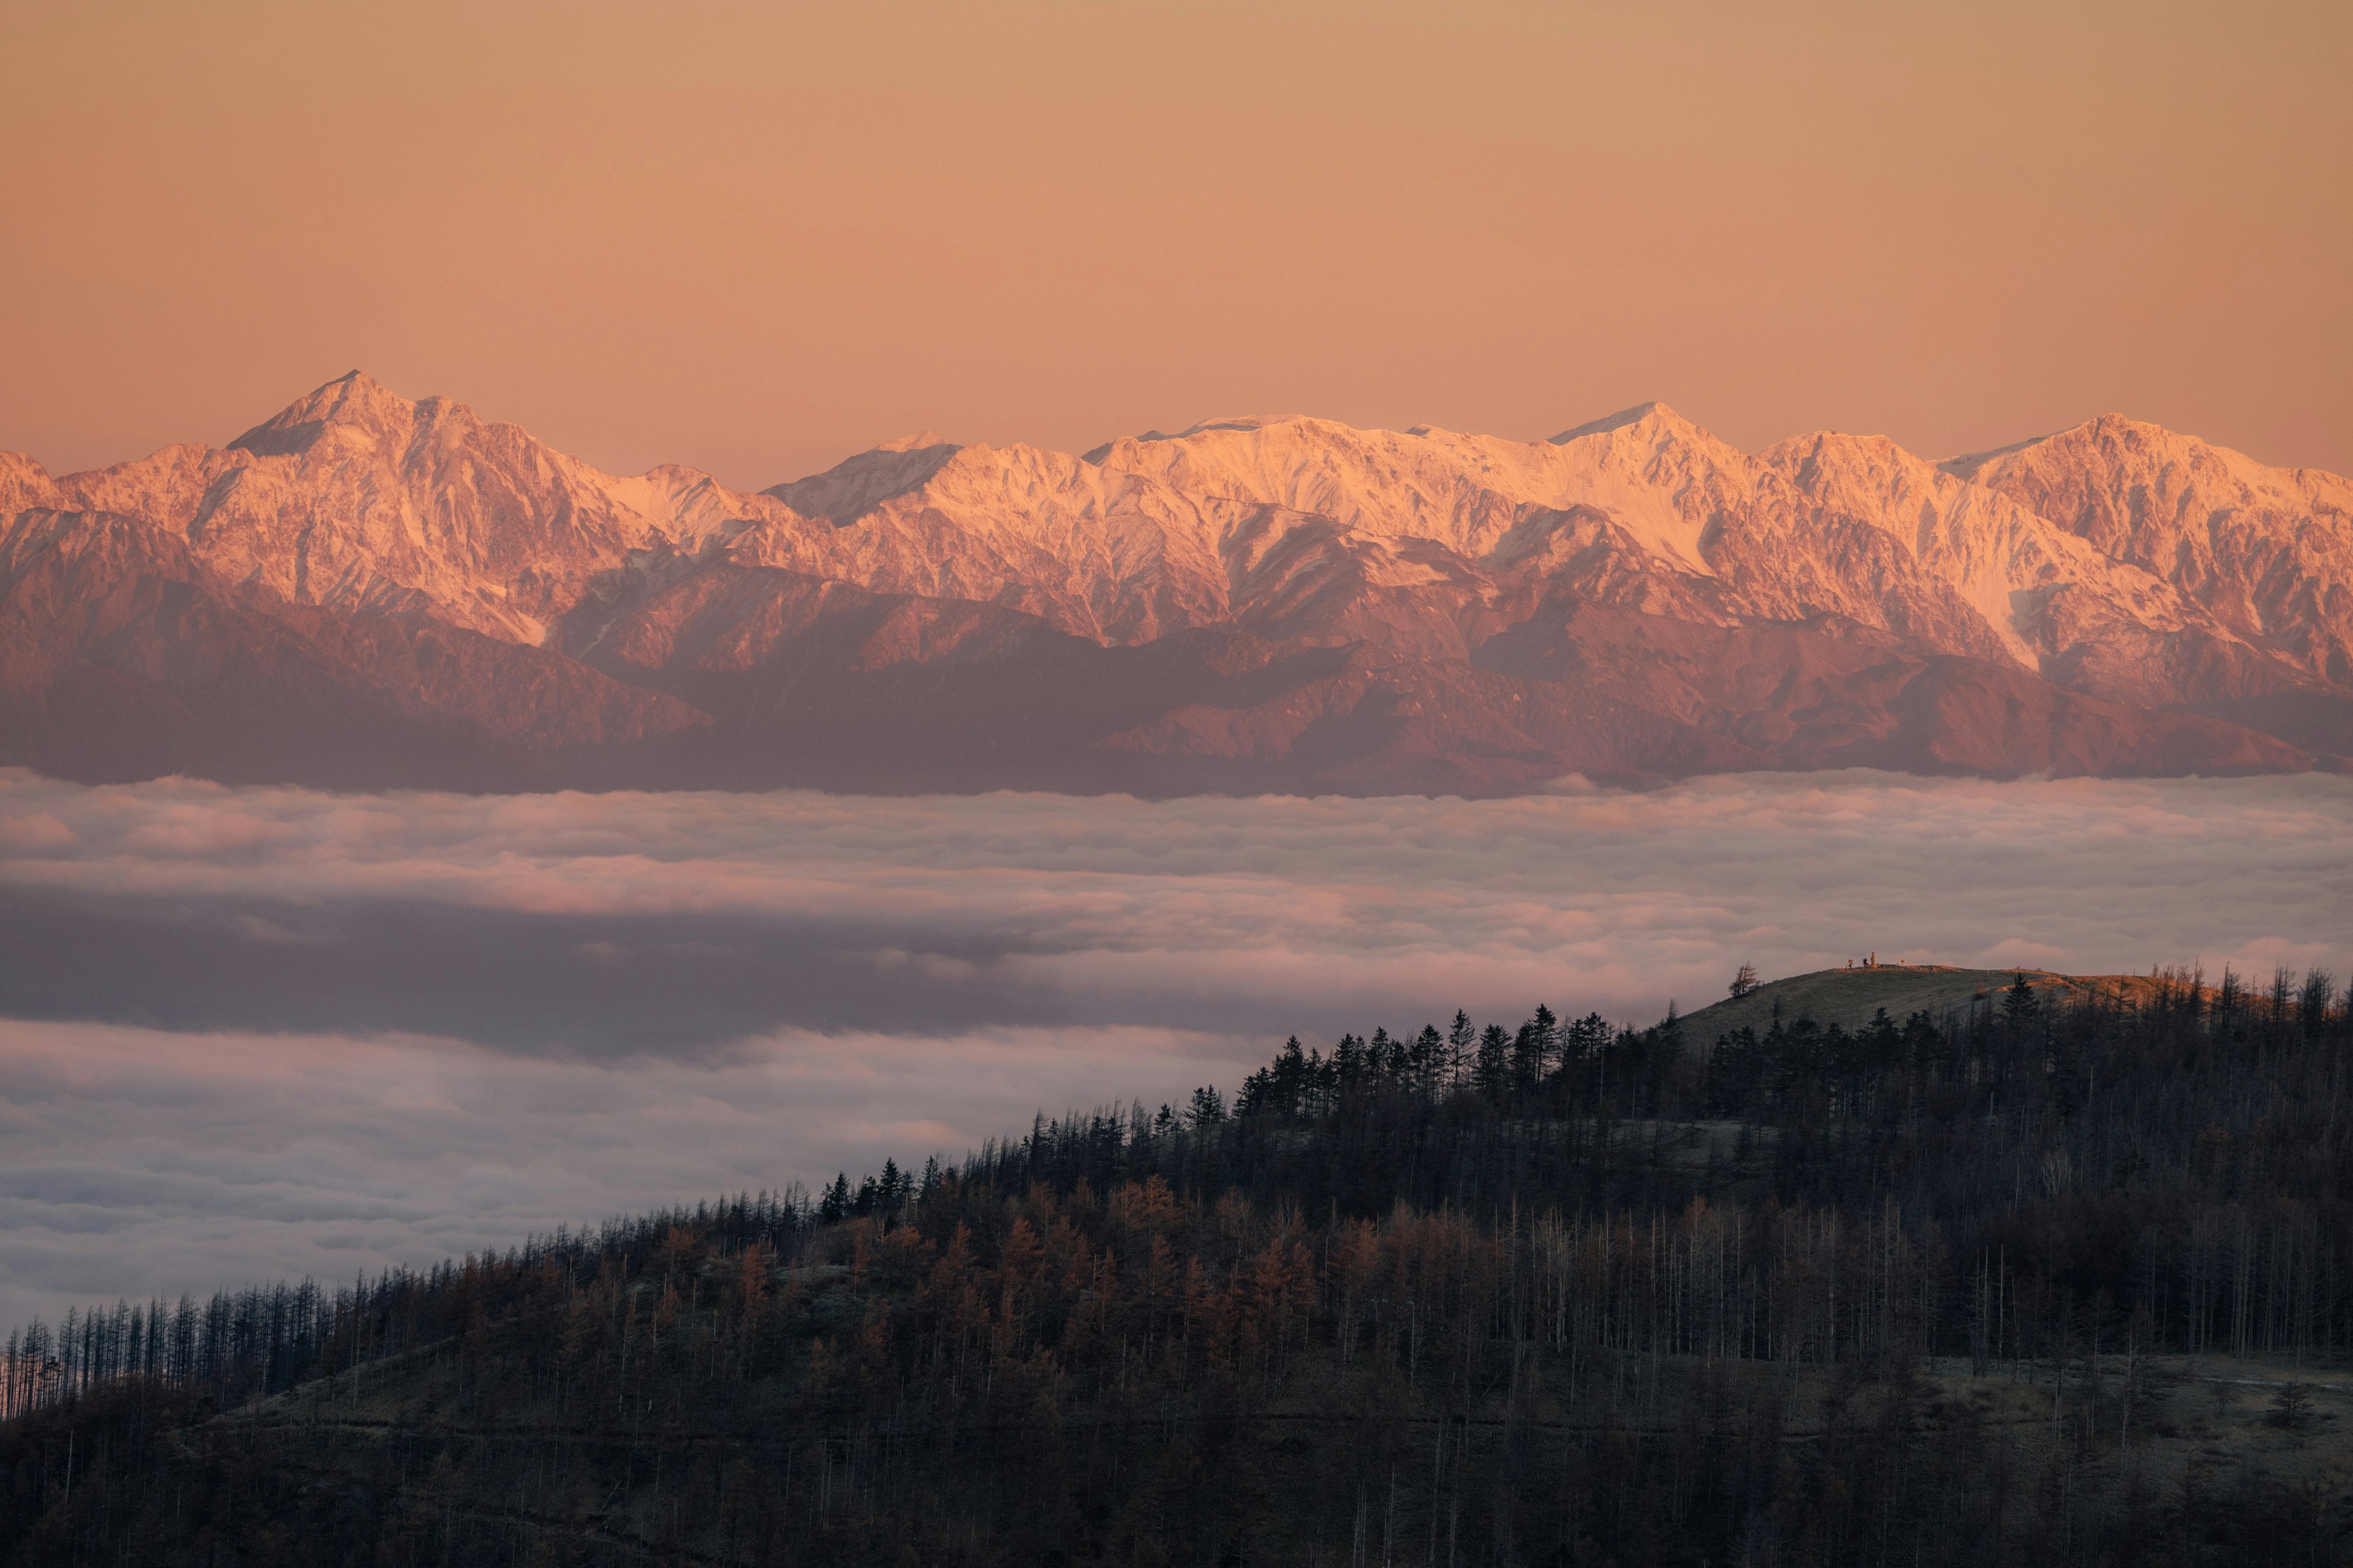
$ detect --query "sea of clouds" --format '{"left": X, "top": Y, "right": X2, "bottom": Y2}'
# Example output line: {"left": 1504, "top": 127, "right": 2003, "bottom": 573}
{"left": 2, "top": 767, "right": 2347, "bottom": 1324}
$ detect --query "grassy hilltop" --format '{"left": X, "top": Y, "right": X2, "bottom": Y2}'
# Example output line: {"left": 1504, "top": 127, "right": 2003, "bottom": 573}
{"left": 1674, "top": 961, "right": 2186, "bottom": 1038}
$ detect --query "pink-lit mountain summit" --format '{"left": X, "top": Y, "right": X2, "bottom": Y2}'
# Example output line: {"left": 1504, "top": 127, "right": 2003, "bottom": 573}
{"left": 4, "top": 372, "right": 2348, "bottom": 793}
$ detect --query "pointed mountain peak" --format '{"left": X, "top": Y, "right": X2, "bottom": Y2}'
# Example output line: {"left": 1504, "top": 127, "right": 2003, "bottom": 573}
{"left": 1548, "top": 402, "right": 1703, "bottom": 447}
{"left": 1083, "top": 414, "right": 1355, "bottom": 462}
{"left": 2074, "top": 412, "right": 2200, "bottom": 443}
{"left": 2059, "top": 414, "right": 2259, "bottom": 463}
{"left": 1940, "top": 414, "right": 2181, "bottom": 481}
{"left": 764, "top": 434, "right": 965, "bottom": 526}
{"left": 1169, "top": 415, "right": 1303, "bottom": 439}
{"left": 1762, "top": 428, "right": 1916, "bottom": 468}
{"left": 1941, "top": 415, "right": 2349, "bottom": 505}
{"left": 228, "top": 369, "right": 420, "bottom": 458}
{"left": 1091, "top": 414, "right": 1308, "bottom": 446}
{"left": 0, "top": 450, "right": 64, "bottom": 514}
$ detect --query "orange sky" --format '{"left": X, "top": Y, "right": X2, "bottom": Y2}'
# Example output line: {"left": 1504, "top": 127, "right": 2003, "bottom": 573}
{"left": 4, "top": 0, "right": 2347, "bottom": 487}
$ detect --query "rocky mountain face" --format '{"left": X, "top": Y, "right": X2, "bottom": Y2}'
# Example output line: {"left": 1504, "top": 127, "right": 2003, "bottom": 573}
{"left": 3, "top": 372, "right": 2344, "bottom": 794}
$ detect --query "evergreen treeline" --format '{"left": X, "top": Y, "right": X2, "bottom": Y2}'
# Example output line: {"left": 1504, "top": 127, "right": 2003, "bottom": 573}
{"left": 3, "top": 964, "right": 2350, "bottom": 1566}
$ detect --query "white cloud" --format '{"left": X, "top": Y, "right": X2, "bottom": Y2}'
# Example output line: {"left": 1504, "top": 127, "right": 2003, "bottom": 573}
{"left": 2, "top": 768, "right": 2346, "bottom": 1018}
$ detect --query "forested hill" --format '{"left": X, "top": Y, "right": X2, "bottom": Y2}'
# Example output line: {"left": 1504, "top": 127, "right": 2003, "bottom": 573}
{"left": 4, "top": 963, "right": 2352, "bottom": 1566}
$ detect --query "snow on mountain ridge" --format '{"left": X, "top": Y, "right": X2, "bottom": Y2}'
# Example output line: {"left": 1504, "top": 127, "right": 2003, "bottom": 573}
{"left": 8, "top": 374, "right": 2347, "bottom": 793}
{"left": 1756, "top": 430, "right": 2279, "bottom": 702}
{"left": 1948, "top": 414, "right": 2353, "bottom": 689}
{"left": 763, "top": 438, "right": 962, "bottom": 529}
{"left": 1086, "top": 406, "right": 1733, "bottom": 577}
{"left": 45, "top": 372, "right": 805, "bottom": 645}
{"left": 12, "top": 372, "right": 2349, "bottom": 740}
{"left": 1548, "top": 403, "right": 1669, "bottom": 444}
{"left": 0, "top": 453, "right": 64, "bottom": 517}
{"left": 225, "top": 368, "right": 419, "bottom": 456}
{"left": 751, "top": 439, "right": 1241, "bottom": 644}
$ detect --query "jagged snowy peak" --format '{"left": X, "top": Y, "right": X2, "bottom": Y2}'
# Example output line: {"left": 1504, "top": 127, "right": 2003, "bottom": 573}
{"left": 45, "top": 372, "right": 798, "bottom": 645}
{"left": 1756, "top": 431, "right": 2304, "bottom": 703}
{"left": 1080, "top": 404, "right": 1999, "bottom": 664}
{"left": 1548, "top": 403, "right": 1669, "bottom": 443}
{"left": 0, "top": 453, "right": 64, "bottom": 517}
{"left": 1087, "top": 407, "right": 2025, "bottom": 665}
{"left": 1768, "top": 430, "right": 2104, "bottom": 659}
{"left": 788, "top": 407, "right": 1762, "bottom": 649}
{"left": 764, "top": 433, "right": 961, "bottom": 527}
{"left": 1089, "top": 406, "right": 2335, "bottom": 700}
{"left": 224, "top": 366, "right": 425, "bottom": 457}
{"left": 1531, "top": 404, "right": 1752, "bottom": 577}
{"left": 1946, "top": 415, "right": 2353, "bottom": 688}
{"left": 1086, "top": 406, "right": 1732, "bottom": 577}
{"left": 743, "top": 439, "right": 1249, "bottom": 644}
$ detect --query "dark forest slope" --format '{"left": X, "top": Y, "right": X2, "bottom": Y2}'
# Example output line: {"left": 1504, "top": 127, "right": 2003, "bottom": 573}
{"left": 5, "top": 964, "right": 2352, "bottom": 1566}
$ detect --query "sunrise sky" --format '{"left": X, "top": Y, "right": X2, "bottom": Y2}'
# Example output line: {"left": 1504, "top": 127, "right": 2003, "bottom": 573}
{"left": 6, "top": 0, "right": 2347, "bottom": 487}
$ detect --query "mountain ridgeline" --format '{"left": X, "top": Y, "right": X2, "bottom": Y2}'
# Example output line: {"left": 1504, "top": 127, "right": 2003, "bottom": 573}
{"left": 6, "top": 374, "right": 2352, "bottom": 792}
{"left": 6, "top": 963, "right": 2352, "bottom": 1565}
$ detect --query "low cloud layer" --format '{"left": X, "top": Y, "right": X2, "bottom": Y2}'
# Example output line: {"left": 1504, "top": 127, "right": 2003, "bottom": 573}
{"left": 5, "top": 768, "right": 2347, "bottom": 1034}
{"left": 2, "top": 767, "right": 2348, "bottom": 1321}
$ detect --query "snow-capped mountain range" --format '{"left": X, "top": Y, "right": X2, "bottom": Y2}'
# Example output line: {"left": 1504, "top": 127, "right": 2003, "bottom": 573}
{"left": 4, "top": 371, "right": 2347, "bottom": 793}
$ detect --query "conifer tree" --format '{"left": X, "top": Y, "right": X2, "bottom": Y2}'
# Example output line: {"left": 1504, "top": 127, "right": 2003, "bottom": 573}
{"left": 1445, "top": 1010, "right": 1476, "bottom": 1091}
{"left": 1409, "top": 1024, "right": 1443, "bottom": 1091}
{"left": 1474, "top": 1024, "right": 1510, "bottom": 1104}
{"left": 1186, "top": 1084, "right": 1226, "bottom": 1128}
{"left": 2001, "top": 973, "right": 2040, "bottom": 1032}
